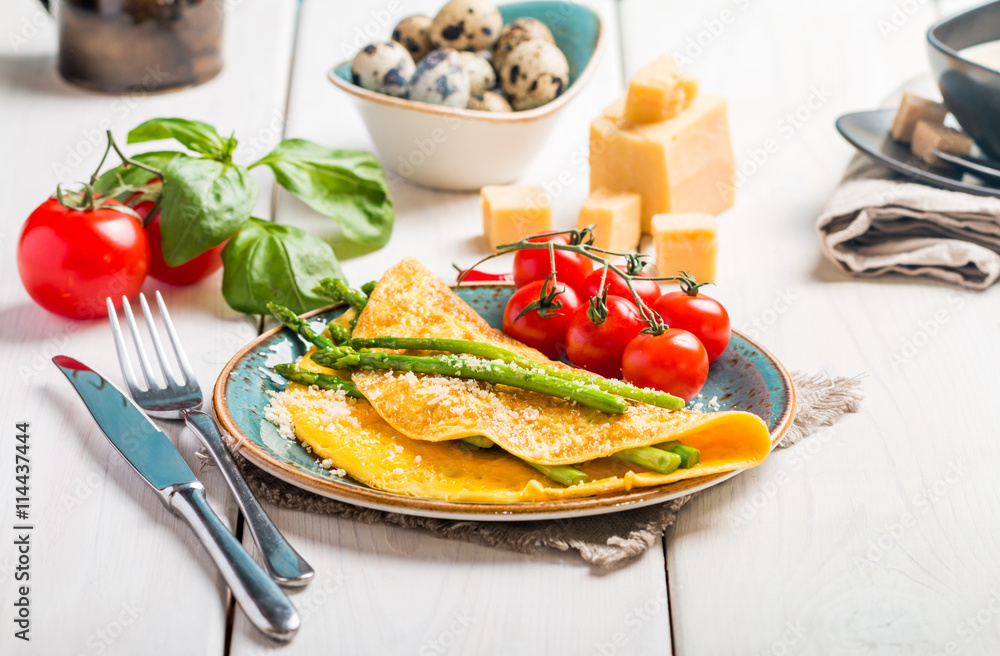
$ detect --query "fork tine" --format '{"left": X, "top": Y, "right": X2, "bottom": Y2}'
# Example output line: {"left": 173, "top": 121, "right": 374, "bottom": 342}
{"left": 107, "top": 297, "right": 142, "bottom": 393}
{"left": 122, "top": 295, "right": 158, "bottom": 390}
{"left": 139, "top": 292, "right": 180, "bottom": 387}
{"left": 155, "top": 290, "right": 196, "bottom": 387}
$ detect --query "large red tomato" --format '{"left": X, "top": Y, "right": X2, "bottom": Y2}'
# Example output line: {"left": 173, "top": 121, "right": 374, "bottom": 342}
{"left": 17, "top": 197, "right": 149, "bottom": 319}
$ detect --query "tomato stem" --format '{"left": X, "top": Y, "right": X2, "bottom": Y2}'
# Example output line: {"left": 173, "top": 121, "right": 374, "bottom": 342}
{"left": 464, "top": 226, "right": 683, "bottom": 334}
{"left": 106, "top": 130, "right": 164, "bottom": 180}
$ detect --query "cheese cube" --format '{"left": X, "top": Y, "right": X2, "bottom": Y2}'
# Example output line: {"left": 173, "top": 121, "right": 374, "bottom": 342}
{"left": 577, "top": 188, "right": 641, "bottom": 256}
{"left": 890, "top": 93, "right": 947, "bottom": 143}
{"left": 910, "top": 120, "right": 973, "bottom": 167}
{"left": 624, "top": 55, "right": 699, "bottom": 123}
{"left": 652, "top": 213, "right": 717, "bottom": 283}
{"left": 591, "top": 94, "right": 735, "bottom": 232}
{"left": 481, "top": 185, "right": 552, "bottom": 251}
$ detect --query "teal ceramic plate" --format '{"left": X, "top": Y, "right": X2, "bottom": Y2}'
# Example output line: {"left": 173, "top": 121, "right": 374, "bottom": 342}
{"left": 214, "top": 284, "right": 795, "bottom": 521}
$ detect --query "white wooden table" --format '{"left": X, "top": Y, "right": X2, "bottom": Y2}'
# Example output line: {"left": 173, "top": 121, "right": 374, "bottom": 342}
{"left": 2, "top": 0, "right": 998, "bottom": 654}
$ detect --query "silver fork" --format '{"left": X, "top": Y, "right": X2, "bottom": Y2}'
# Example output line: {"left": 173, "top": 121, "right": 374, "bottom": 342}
{"left": 107, "top": 292, "right": 314, "bottom": 588}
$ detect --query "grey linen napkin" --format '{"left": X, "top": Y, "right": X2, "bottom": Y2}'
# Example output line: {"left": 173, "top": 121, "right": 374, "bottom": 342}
{"left": 204, "top": 371, "right": 862, "bottom": 569}
{"left": 817, "top": 155, "right": 1000, "bottom": 289}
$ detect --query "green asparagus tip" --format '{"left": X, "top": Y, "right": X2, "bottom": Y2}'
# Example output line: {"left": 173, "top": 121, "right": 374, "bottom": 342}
{"left": 462, "top": 435, "right": 495, "bottom": 449}
{"left": 525, "top": 461, "right": 590, "bottom": 487}
{"left": 660, "top": 442, "right": 700, "bottom": 468}
{"left": 612, "top": 446, "right": 682, "bottom": 475}
{"left": 360, "top": 281, "right": 377, "bottom": 296}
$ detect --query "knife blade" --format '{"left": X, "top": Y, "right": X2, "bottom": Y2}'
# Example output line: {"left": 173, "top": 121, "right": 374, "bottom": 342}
{"left": 52, "top": 355, "right": 197, "bottom": 490}
{"left": 53, "top": 355, "right": 300, "bottom": 641}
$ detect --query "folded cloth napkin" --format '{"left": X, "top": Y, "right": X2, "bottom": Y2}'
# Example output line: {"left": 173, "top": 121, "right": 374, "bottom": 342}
{"left": 816, "top": 155, "right": 1000, "bottom": 289}
{"left": 204, "top": 371, "right": 862, "bottom": 570}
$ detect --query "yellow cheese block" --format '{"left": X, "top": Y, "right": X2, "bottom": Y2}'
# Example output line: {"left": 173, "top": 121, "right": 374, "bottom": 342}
{"left": 590, "top": 93, "right": 735, "bottom": 232}
{"left": 481, "top": 185, "right": 552, "bottom": 251}
{"left": 576, "top": 188, "right": 641, "bottom": 256}
{"left": 652, "top": 213, "right": 717, "bottom": 283}
{"left": 624, "top": 55, "right": 699, "bottom": 123}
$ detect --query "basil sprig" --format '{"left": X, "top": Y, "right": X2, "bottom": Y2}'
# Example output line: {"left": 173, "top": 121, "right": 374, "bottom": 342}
{"left": 252, "top": 139, "right": 394, "bottom": 248}
{"left": 96, "top": 116, "right": 394, "bottom": 315}
{"left": 221, "top": 218, "right": 345, "bottom": 315}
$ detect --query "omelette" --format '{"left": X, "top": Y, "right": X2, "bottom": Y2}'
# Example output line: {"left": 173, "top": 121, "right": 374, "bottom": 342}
{"left": 266, "top": 258, "right": 773, "bottom": 503}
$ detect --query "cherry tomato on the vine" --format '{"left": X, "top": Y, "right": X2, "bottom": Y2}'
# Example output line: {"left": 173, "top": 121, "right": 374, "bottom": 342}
{"left": 652, "top": 290, "right": 731, "bottom": 362}
{"left": 581, "top": 265, "right": 661, "bottom": 308}
{"left": 565, "top": 296, "right": 645, "bottom": 378}
{"left": 512, "top": 232, "right": 593, "bottom": 294}
{"left": 17, "top": 197, "right": 149, "bottom": 319}
{"left": 502, "top": 279, "right": 582, "bottom": 359}
{"left": 129, "top": 183, "right": 225, "bottom": 286}
{"left": 621, "top": 329, "right": 709, "bottom": 403}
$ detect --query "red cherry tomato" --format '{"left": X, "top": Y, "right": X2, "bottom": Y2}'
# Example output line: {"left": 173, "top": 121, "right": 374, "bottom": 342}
{"left": 502, "top": 279, "right": 582, "bottom": 359}
{"left": 135, "top": 201, "right": 225, "bottom": 286}
{"left": 581, "top": 266, "right": 661, "bottom": 307}
{"left": 454, "top": 267, "right": 514, "bottom": 283}
{"left": 621, "top": 329, "right": 709, "bottom": 403}
{"left": 512, "top": 232, "right": 593, "bottom": 294}
{"left": 565, "top": 296, "right": 645, "bottom": 378}
{"left": 652, "top": 290, "right": 731, "bottom": 362}
{"left": 17, "top": 197, "right": 149, "bottom": 319}
{"left": 128, "top": 181, "right": 225, "bottom": 286}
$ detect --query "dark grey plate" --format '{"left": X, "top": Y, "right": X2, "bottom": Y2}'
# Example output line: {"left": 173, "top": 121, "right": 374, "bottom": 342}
{"left": 835, "top": 108, "right": 1000, "bottom": 198}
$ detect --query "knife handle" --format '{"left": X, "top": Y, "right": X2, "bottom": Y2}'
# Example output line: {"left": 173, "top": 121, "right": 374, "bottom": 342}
{"left": 185, "top": 410, "right": 315, "bottom": 586}
{"left": 167, "top": 482, "right": 300, "bottom": 642}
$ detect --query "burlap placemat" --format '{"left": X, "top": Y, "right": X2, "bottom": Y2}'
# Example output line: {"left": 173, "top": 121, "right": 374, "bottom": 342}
{"left": 205, "top": 371, "right": 862, "bottom": 569}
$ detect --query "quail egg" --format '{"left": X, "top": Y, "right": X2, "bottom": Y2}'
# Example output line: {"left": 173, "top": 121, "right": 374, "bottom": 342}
{"left": 350, "top": 41, "right": 415, "bottom": 98}
{"left": 467, "top": 91, "right": 512, "bottom": 112}
{"left": 457, "top": 51, "right": 496, "bottom": 96}
{"left": 392, "top": 15, "right": 434, "bottom": 62}
{"left": 429, "top": 0, "right": 502, "bottom": 52}
{"left": 492, "top": 17, "right": 554, "bottom": 74}
{"left": 500, "top": 40, "right": 569, "bottom": 110}
{"left": 408, "top": 48, "right": 471, "bottom": 108}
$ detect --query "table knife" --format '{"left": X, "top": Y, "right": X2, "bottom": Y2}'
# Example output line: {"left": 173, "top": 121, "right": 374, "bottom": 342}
{"left": 53, "top": 355, "right": 300, "bottom": 642}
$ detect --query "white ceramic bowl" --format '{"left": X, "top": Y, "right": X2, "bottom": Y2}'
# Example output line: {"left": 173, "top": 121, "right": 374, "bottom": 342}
{"left": 329, "top": 2, "right": 604, "bottom": 191}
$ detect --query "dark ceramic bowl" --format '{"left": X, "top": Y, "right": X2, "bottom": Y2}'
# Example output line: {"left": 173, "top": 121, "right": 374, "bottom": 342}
{"left": 928, "top": 1, "right": 1000, "bottom": 159}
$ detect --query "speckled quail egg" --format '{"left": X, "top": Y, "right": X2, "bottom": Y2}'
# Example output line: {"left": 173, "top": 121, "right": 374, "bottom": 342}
{"left": 408, "top": 48, "right": 471, "bottom": 108}
{"left": 429, "top": 0, "right": 502, "bottom": 52}
{"left": 467, "top": 91, "right": 512, "bottom": 112}
{"left": 350, "top": 42, "right": 415, "bottom": 98}
{"left": 500, "top": 40, "right": 569, "bottom": 110}
{"left": 457, "top": 51, "right": 496, "bottom": 96}
{"left": 491, "top": 17, "right": 554, "bottom": 75}
{"left": 392, "top": 15, "right": 434, "bottom": 62}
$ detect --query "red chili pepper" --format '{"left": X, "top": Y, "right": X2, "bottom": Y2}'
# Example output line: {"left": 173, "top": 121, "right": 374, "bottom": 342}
{"left": 454, "top": 266, "right": 514, "bottom": 283}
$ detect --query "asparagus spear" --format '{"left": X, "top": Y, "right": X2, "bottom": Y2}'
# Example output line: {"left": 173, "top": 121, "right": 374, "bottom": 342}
{"left": 462, "top": 435, "right": 494, "bottom": 448}
{"left": 612, "top": 446, "right": 682, "bottom": 475}
{"left": 360, "top": 280, "right": 377, "bottom": 296}
{"left": 267, "top": 302, "right": 350, "bottom": 347}
{"left": 347, "top": 336, "right": 685, "bottom": 411}
{"left": 312, "top": 348, "right": 628, "bottom": 414}
{"left": 272, "top": 363, "right": 365, "bottom": 398}
{"left": 314, "top": 278, "right": 369, "bottom": 312}
{"left": 525, "top": 461, "right": 590, "bottom": 486}
{"left": 659, "top": 441, "right": 700, "bottom": 468}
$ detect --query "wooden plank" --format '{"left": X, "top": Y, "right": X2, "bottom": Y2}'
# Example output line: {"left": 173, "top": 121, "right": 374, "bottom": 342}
{"left": 0, "top": 1, "right": 296, "bottom": 654}
{"left": 621, "top": 0, "right": 1000, "bottom": 654}
{"left": 230, "top": 1, "right": 673, "bottom": 654}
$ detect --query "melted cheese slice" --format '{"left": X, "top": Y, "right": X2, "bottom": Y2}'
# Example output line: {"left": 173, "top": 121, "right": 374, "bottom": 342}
{"left": 350, "top": 259, "right": 771, "bottom": 467}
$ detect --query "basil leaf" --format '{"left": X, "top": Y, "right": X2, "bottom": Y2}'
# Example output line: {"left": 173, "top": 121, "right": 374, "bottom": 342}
{"left": 159, "top": 157, "right": 257, "bottom": 266}
{"left": 253, "top": 139, "right": 394, "bottom": 247}
{"left": 128, "top": 118, "right": 227, "bottom": 158}
{"left": 93, "top": 151, "right": 185, "bottom": 199}
{"left": 220, "top": 218, "right": 345, "bottom": 315}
